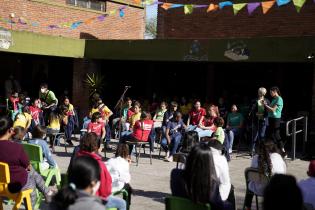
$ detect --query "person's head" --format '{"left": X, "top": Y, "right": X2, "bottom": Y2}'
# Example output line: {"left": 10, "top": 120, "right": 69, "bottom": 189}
{"left": 270, "top": 86, "right": 281, "bottom": 97}
{"left": 115, "top": 143, "right": 129, "bottom": 159}
{"left": 263, "top": 174, "right": 303, "bottom": 210}
{"left": 60, "top": 105, "right": 69, "bottom": 115}
{"left": 133, "top": 101, "right": 141, "bottom": 114}
{"left": 32, "top": 98, "right": 41, "bottom": 108}
{"left": 125, "top": 97, "right": 132, "bottom": 107}
{"left": 231, "top": 104, "right": 238, "bottom": 113}
{"left": 32, "top": 125, "right": 47, "bottom": 139}
{"left": 174, "top": 112, "right": 182, "bottom": 122}
{"left": 12, "top": 126, "right": 26, "bottom": 141}
{"left": 40, "top": 83, "right": 48, "bottom": 93}
{"left": 64, "top": 97, "right": 70, "bottom": 106}
{"left": 208, "top": 105, "right": 219, "bottom": 117}
{"left": 258, "top": 87, "right": 267, "bottom": 97}
{"left": 184, "top": 144, "right": 218, "bottom": 203}
{"left": 0, "top": 116, "right": 14, "bottom": 139}
{"left": 140, "top": 111, "right": 149, "bottom": 121}
{"left": 218, "top": 97, "right": 224, "bottom": 105}
{"left": 91, "top": 112, "right": 102, "bottom": 123}
{"left": 194, "top": 100, "right": 201, "bottom": 110}
{"left": 22, "top": 106, "right": 30, "bottom": 114}
{"left": 160, "top": 101, "right": 167, "bottom": 110}
{"left": 257, "top": 139, "right": 280, "bottom": 177}
{"left": 97, "top": 98, "right": 103, "bottom": 106}
{"left": 53, "top": 156, "right": 101, "bottom": 209}
{"left": 170, "top": 101, "right": 178, "bottom": 112}
{"left": 80, "top": 132, "right": 99, "bottom": 153}
{"left": 11, "top": 91, "right": 18, "bottom": 98}
{"left": 307, "top": 160, "right": 315, "bottom": 177}
{"left": 213, "top": 117, "right": 224, "bottom": 127}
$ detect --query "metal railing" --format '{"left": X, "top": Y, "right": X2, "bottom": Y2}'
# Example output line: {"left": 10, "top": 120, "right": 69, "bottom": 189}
{"left": 286, "top": 116, "right": 308, "bottom": 160}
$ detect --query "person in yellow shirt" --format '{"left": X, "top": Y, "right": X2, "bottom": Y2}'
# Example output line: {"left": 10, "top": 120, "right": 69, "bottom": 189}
{"left": 13, "top": 106, "right": 32, "bottom": 130}
{"left": 47, "top": 111, "right": 61, "bottom": 149}
{"left": 90, "top": 98, "right": 113, "bottom": 150}
{"left": 120, "top": 101, "right": 141, "bottom": 141}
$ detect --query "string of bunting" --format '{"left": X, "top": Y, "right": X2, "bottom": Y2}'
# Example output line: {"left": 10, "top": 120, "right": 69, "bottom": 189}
{"left": 154, "top": 0, "right": 314, "bottom": 14}
{"left": 0, "top": 5, "right": 127, "bottom": 30}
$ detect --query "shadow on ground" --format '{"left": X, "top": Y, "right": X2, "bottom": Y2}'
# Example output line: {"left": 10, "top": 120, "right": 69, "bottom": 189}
{"left": 133, "top": 189, "right": 171, "bottom": 204}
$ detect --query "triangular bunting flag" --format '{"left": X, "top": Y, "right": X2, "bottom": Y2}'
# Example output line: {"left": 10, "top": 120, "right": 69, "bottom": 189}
{"left": 219, "top": 1, "right": 233, "bottom": 9}
{"left": 161, "top": 3, "right": 173, "bottom": 10}
{"left": 233, "top": 3, "right": 247, "bottom": 15}
{"left": 261, "top": 0, "right": 275, "bottom": 14}
{"left": 184, "top": 4, "right": 194, "bottom": 14}
{"left": 134, "top": 0, "right": 141, "bottom": 4}
{"left": 84, "top": 17, "right": 95, "bottom": 24}
{"left": 207, "top": 3, "right": 219, "bottom": 12}
{"left": 276, "top": 0, "right": 291, "bottom": 6}
{"left": 292, "top": 0, "right": 306, "bottom": 12}
{"left": 119, "top": 9, "right": 125, "bottom": 17}
{"left": 194, "top": 5, "right": 208, "bottom": 8}
{"left": 109, "top": 10, "right": 116, "bottom": 15}
{"left": 247, "top": 2, "right": 260, "bottom": 15}
{"left": 170, "top": 4, "right": 184, "bottom": 9}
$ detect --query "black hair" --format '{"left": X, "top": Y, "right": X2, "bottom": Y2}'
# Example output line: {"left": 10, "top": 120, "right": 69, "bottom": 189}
{"left": 40, "top": 83, "right": 48, "bottom": 89}
{"left": 270, "top": 86, "right": 281, "bottom": 96}
{"left": 263, "top": 174, "right": 303, "bottom": 210}
{"left": 91, "top": 112, "right": 101, "bottom": 123}
{"left": 80, "top": 132, "right": 99, "bottom": 152}
{"left": 52, "top": 156, "right": 100, "bottom": 209}
{"left": 0, "top": 116, "right": 13, "bottom": 137}
{"left": 170, "top": 101, "right": 178, "bottom": 107}
{"left": 184, "top": 144, "right": 219, "bottom": 204}
{"left": 214, "top": 117, "right": 224, "bottom": 127}
{"left": 32, "top": 125, "right": 47, "bottom": 139}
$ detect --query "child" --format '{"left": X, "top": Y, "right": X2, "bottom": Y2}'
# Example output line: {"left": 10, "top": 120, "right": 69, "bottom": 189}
{"left": 12, "top": 126, "right": 26, "bottom": 142}
{"left": 87, "top": 112, "right": 106, "bottom": 149}
{"left": 47, "top": 111, "right": 61, "bottom": 149}
{"left": 203, "top": 117, "right": 225, "bottom": 144}
{"left": 13, "top": 106, "right": 32, "bottom": 131}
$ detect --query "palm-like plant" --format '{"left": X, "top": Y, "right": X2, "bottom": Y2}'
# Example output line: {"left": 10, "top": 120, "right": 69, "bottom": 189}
{"left": 83, "top": 73, "right": 105, "bottom": 97}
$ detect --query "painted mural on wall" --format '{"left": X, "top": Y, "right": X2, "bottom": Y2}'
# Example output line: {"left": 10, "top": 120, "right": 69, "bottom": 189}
{"left": 0, "top": 29, "right": 13, "bottom": 49}
{"left": 183, "top": 40, "right": 209, "bottom": 61}
{"left": 224, "top": 41, "right": 250, "bottom": 61}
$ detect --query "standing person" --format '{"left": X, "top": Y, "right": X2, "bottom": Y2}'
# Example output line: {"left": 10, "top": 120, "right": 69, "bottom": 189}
{"left": 225, "top": 104, "right": 244, "bottom": 154}
{"left": 161, "top": 112, "right": 187, "bottom": 162}
{"left": 90, "top": 98, "right": 113, "bottom": 150}
{"left": 29, "top": 98, "right": 44, "bottom": 128}
{"left": 8, "top": 91, "right": 20, "bottom": 120}
{"left": 250, "top": 87, "right": 270, "bottom": 154}
{"left": 187, "top": 100, "right": 206, "bottom": 131}
{"left": 264, "top": 86, "right": 285, "bottom": 155}
{"left": 49, "top": 156, "right": 105, "bottom": 210}
{"left": 39, "top": 83, "right": 58, "bottom": 124}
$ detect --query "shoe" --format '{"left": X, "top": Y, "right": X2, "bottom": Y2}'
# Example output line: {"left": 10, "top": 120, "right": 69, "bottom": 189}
{"left": 165, "top": 151, "right": 170, "bottom": 158}
{"left": 105, "top": 143, "right": 113, "bottom": 151}
{"left": 229, "top": 148, "right": 232, "bottom": 154}
{"left": 67, "top": 140, "right": 74, "bottom": 146}
{"left": 166, "top": 156, "right": 173, "bottom": 162}
{"left": 45, "top": 185, "right": 58, "bottom": 203}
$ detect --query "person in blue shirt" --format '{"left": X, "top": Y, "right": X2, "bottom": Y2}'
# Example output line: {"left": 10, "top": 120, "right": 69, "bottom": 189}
{"left": 29, "top": 125, "right": 57, "bottom": 169}
{"left": 161, "top": 112, "right": 187, "bottom": 162}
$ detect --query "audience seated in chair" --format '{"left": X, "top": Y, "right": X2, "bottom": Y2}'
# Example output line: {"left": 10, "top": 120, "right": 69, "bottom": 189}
{"left": 195, "top": 105, "right": 219, "bottom": 139}
{"left": 187, "top": 100, "right": 206, "bottom": 131}
{"left": 298, "top": 160, "right": 315, "bottom": 210}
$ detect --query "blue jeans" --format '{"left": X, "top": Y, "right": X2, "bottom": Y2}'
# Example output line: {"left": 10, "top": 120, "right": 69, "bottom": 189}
{"left": 106, "top": 195, "right": 126, "bottom": 210}
{"left": 252, "top": 119, "right": 267, "bottom": 151}
{"left": 226, "top": 128, "right": 242, "bottom": 151}
{"left": 105, "top": 123, "right": 111, "bottom": 142}
{"left": 161, "top": 134, "right": 182, "bottom": 156}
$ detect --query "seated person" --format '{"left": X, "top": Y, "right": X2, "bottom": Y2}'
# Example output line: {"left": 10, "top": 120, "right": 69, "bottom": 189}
{"left": 87, "top": 112, "right": 106, "bottom": 149}
{"left": 202, "top": 117, "right": 225, "bottom": 145}
{"left": 47, "top": 111, "right": 61, "bottom": 149}
{"left": 120, "top": 111, "right": 154, "bottom": 154}
{"left": 150, "top": 101, "right": 167, "bottom": 142}
{"left": 161, "top": 112, "right": 187, "bottom": 162}
{"left": 187, "top": 100, "right": 206, "bottom": 131}
{"left": 170, "top": 144, "right": 234, "bottom": 210}
{"left": 29, "top": 125, "right": 58, "bottom": 170}
{"left": 120, "top": 101, "right": 141, "bottom": 138}
{"left": 13, "top": 106, "right": 32, "bottom": 131}
{"left": 195, "top": 105, "right": 219, "bottom": 139}
{"left": 225, "top": 104, "right": 244, "bottom": 154}
{"left": 244, "top": 140, "right": 286, "bottom": 210}
{"left": 298, "top": 160, "right": 315, "bottom": 209}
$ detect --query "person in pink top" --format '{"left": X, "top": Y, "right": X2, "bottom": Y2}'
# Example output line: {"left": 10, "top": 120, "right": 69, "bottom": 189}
{"left": 87, "top": 112, "right": 106, "bottom": 149}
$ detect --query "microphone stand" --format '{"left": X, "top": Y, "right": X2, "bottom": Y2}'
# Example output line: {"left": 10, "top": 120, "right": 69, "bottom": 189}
{"left": 115, "top": 86, "right": 130, "bottom": 139}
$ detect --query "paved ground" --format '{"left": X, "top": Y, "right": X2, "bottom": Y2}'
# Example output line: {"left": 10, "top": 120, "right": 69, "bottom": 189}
{"left": 3, "top": 138, "right": 310, "bottom": 210}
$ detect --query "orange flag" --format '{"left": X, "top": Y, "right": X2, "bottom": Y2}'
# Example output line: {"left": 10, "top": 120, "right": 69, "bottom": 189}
{"left": 84, "top": 17, "right": 95, "bottom": 24}
{"left": 261, "top": 0, "right": 275, "bottom": 14}
{"left": 207, "top": 3, "right": 219, "bottom": 12}
{"left": 161, "top": 3, "right": 173, "bottom": 10}
{"left": 134, "top": 0, "right": 141, "bottom": 4}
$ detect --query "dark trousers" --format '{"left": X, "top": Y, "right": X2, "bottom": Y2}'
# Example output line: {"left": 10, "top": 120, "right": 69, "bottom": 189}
{"left": 267, "top": 118, "right": 283, "bottom": 150}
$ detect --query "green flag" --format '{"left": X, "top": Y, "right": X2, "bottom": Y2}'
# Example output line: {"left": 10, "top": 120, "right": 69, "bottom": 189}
{"left": 184, "top": 5, "right": 194, "bottom": 14}
{"left": 293, "top": 0, "right": 305, "bottom": 12}
{"left": 233, "top": 3, "right": 247, "bottom": 15}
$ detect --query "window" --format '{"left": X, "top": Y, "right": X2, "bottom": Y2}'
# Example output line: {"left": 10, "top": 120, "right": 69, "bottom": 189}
{"left": 66, "top": 0, "right": 106, "bottom": 12}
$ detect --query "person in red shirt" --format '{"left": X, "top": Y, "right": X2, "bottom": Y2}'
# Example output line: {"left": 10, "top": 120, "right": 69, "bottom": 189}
{"left": 87, "top": 112, "right": 106, "bottom": 149}
{"left": 29, "top": 98, "right": 44, "bottom": 129}
{"left": 76, "top": 132, "right": 126, "bottom": 210}
{"left": 8, "top": 91, "right": 19, "bottom": 120}
{"left": 187, "top": 100, "right": 206, "bottom": 131}
{"left": 121, "top": 111, "right": 154, "bottom": 154}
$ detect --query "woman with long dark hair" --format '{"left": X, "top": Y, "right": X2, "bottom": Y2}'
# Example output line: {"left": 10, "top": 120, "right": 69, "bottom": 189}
{"left": 244, "top": 140, "right": 286, "bottom": 210}
{"left": 170, "top": 144, "right": 233, "bottom": 210}
{"left": 264, "top": 86, "right": 285, "bottom": 154}
{"left": 50, "top": 156, "right": 104, "bottom": 210}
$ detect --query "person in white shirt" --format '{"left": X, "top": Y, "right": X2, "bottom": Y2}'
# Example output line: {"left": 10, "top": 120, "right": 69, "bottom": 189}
{"left": 106, "top": 143, "right": 132, "bottom": 205}
{"left": 298, "top": 160, "right": 315, "bottom": 209}
{"left": 244, "top": 140, "right": 286, "bottom": 210}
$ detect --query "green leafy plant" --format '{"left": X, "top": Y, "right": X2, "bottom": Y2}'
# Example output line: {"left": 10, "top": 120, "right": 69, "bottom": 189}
{"left": 83, "top": 72, "right": 105, "bottom": 97}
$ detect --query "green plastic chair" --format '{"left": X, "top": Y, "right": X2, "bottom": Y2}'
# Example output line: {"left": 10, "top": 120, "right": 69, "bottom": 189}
{"left": 113, "top": 189, "right": 130, "bottom": 210}
{"left": 165, "top": 196, "right": 211, "bottom": 210}
{"left": 22, "top": 143, "right": 61, "bottom": 209}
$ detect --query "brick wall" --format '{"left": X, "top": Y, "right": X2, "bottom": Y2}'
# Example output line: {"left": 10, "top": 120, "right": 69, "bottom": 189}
{"left": 157, "top": 0, "right": 315, "bottom": 38}
{"left": 0, "top": 0, "right": 145, "bottom": 39}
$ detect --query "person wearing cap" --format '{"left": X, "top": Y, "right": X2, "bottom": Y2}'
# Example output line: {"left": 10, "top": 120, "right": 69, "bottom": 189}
{"left": 298, "top": 160, "right": 315, "bottom": 209}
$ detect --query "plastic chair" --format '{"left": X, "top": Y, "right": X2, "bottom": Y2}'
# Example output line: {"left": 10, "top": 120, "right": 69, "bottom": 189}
{"left": 173, "top": 153, "right": 187, "bottom": 169}
{"left": 51, "top": 132, "right": 68, "bottom": 153}
{"left": 243, "top": 167, "right": 269, "bottom": 210}
{"left": 22, "top": 143, "right": 61, "bottom": 209}
{"left": 165, "top": 196, "right": 211, "bottom": 210}
{"left": 113, "top": 189, "right": 130, "bottom": 210}
{"left": 126, "top": 141, "right": 152, "bottom": 166}
{"left": 0, "top": 162, "right": 33, "bottom": 210}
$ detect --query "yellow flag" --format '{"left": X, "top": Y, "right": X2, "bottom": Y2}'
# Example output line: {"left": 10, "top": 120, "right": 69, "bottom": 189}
{"left": 233, "top": 3, "right": 247, "bottom": 15}
{"left": 207, "top": 3, "right": 219, "bottom": 12}
{"left": 261, "top": 0, "right": 275, "bottom": 14}
{"left": 184, "top": 5, "right": 194, "bottom": 14}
